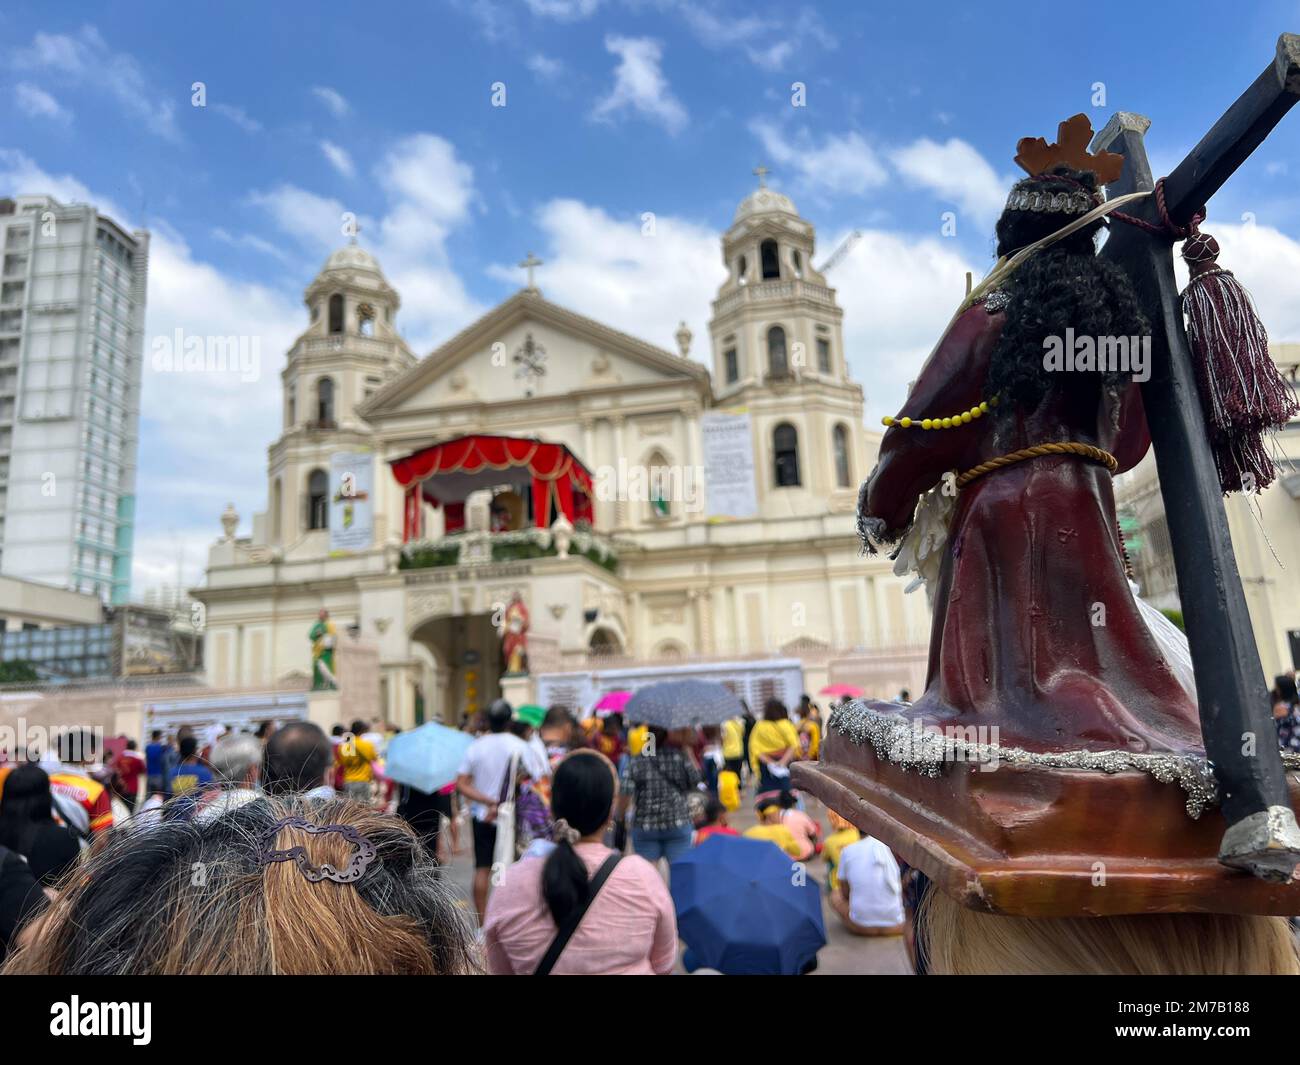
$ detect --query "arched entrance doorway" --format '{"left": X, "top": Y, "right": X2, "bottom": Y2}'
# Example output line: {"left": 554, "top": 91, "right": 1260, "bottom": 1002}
{"left": 409, "top": 613, "right": 503, "bottom": 726}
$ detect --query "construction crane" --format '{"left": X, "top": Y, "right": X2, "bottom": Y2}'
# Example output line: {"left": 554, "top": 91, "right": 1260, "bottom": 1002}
{"left": 816, "top": 229, "right": 863, "bottom": 274}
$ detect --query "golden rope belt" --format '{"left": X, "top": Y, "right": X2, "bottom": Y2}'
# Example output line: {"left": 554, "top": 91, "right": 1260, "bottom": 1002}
{"left": 955, "top": 441, "right": 1118, "bottom": 489}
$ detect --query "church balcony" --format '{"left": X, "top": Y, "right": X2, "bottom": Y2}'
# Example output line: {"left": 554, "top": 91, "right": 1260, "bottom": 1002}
{"left": 297, "top": 335, "right": 400, "bottom": 360}
{"left": 398, "top": 525, "right": 622, "bottom": 574}
{"left": 711, "top": 278, "right": 836, "bottom": 318}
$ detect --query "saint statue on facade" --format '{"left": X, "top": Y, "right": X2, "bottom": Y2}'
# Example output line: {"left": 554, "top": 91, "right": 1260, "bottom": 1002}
{"left": 499, "top": 593, "right": 530, "bottom": 676}
{"left": 310, "top": 608, "right": 338, "bottom": 690}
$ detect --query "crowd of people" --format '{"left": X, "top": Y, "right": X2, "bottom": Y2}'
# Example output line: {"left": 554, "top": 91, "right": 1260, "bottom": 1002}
{"left": 1, "top": 685, "right": 1295, "bottom": 975}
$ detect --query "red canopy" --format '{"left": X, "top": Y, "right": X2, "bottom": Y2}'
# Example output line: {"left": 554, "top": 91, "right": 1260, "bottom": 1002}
{"left": 391, "top": 434, "right": 594, "bottom": 541}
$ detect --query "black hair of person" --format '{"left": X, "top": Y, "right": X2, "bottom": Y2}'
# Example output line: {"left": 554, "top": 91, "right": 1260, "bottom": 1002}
{"left": 178, "top": 735, "right": 199, "bottom": 760}
{"left": 262, "top": 721, "right": 334, "bottom": 795}
{"left": 986, "top": 165, "right": 1149, "bottom": 416}
{"left": 487, "top": 700, "right": 513, "bottom": 733}
{"left": 762, "top": 699, "right": 787, "bottom": 722}
{"left": 541, "top": 753, "right": 616, "bottom": 927}
{"left": 0, "top": 763, "right": 57, "bottom": 856}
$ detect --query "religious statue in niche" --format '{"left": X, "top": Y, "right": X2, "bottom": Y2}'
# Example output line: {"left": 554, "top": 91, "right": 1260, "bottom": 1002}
{"left": 499, "top": 593, "right": 530, "bottom": 675}
{"left": 310, "top": 608, "right": 338, "bottom": 691}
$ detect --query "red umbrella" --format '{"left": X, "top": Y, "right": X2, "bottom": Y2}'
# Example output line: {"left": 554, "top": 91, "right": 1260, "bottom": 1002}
{"left": 819, "top": 684, "right": 863, "bottom": 698}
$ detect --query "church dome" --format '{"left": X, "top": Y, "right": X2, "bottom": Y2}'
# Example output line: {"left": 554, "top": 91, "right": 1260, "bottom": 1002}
{"left": 318, "top": 243, "right": 385, "bottom": 278}
{"left": 733, "top": 186, "right": 799, "bottom": 224}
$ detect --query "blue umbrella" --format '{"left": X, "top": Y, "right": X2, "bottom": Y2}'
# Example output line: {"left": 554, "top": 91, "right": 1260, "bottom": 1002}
{"left": 382, "top": 722, "right": 472, "bottom": 794}
{"left": 623, "top": 679, "right": 744, "bottom": 728}
{"left": 670, "top": 834, "right": 826, "bottom": 974}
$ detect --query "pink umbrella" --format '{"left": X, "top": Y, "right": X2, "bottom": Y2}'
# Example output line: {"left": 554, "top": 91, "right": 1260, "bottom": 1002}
{"left": 819, "top": 684, "right": 864, "bottom": 698}
{"left": 592, "top": 690, "right": 632, "bottom": 717}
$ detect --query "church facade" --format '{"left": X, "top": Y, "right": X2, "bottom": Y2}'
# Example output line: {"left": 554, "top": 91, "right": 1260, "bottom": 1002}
{"left": 195, "top": 183, "right": 928, "bottom": 726}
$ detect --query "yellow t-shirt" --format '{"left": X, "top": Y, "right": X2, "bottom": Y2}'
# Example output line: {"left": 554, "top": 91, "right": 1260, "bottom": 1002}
{"left": 823, "top": 827, "right": 862, "bottom": 890}
{"left": 748, "top": 718, "right": 800, "bottom": 775}
{"left": 744, "top": 823, "right": 804, "bottom": 859}
{"left": 800, "top": 719, "right": 822, "bottom": 759}
{"left": 721, "top": 718, "right": 745, "bottom": 760}
{"left": 627, "top": 724, "right": 649, "bottom": 757}
{"left": 338, "top": 735, "right": 378, "bottom": 783}
{"left": 718, "top": 770, "right": 741, "bottom": 812}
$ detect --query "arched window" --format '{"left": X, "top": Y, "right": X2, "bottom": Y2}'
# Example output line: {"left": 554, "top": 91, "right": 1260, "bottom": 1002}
{"left": 760, "top": 239, "right": 780, "bottom": 280}
{"left": 308, "top": 469, "right": 329, "bottom": 530}
{"left": 724, "top": 347, "right": 738, "bottom": 385}
{"left": 833, "top": 424, "right": 852, "bottom": 488}
{"left": 767, "top": 325, "right": 788, "bottom": 378}
{"left": 328, "top": 293, "right": 344, "bottom": 334}
{"left": 272, "top": 478, "right": 283, "bottom": 540}
{"left": 286, "top": 385, "right": 296, "bottom": 427}
{"left": 791, "top": 248, "right": 803, "bottom": 278}
{"left": 736, "top": 255, "right": 748, "bottom": 285}
{"left": 316, "top": 377, "right": 335, "bottom": 425}
{"left": 774, "top": 423, "right": 800, "bottom": 487}
{"left": 358, "top": 302, "right": 375, "bottom": 337}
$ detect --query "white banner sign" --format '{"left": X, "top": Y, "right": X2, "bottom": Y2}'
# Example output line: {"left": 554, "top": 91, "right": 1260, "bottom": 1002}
{"left": 329, "top": 451, "right": 374, "bottom": 553}
{"left": 701, "top": 410, "right": 759, "bottom": 520}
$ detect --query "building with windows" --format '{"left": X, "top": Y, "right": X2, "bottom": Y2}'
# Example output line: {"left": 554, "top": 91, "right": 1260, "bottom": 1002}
{"left": 196, "top": 181, "right": 926, "bottom": 725}
{"left": 0, "top": 195, "right": 148, "bottom": 605}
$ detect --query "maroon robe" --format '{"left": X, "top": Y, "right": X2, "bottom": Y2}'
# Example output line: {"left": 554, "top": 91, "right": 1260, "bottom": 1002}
{"left": 863, "top": 301, "right": 1201, "bottom": 756}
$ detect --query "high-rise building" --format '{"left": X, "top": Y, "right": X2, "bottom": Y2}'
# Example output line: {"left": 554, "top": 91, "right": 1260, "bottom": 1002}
{"left": 0, "top": 195, "right": 148, "bottom": 605}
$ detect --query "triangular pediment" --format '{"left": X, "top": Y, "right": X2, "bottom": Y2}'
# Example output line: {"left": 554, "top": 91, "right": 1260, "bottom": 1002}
{"left": 359, "top": 289, "right": 708, "bottom": 419}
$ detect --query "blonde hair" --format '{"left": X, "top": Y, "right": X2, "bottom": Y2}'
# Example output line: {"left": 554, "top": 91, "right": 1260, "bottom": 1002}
{"left": 921, "top": 886, "right": 1300, "bottom": 975}
{"left": 3, "top": 794, "right": 477, "bottom": 975}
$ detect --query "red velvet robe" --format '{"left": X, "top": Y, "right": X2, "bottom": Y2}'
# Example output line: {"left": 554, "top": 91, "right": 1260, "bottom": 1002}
{"left": 863, "top": 302, "right": 1202, "bottom": 756}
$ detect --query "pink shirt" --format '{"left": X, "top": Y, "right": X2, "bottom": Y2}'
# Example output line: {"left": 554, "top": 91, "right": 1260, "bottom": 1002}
{"left": 483, "top": 843, "right": 678, "bottom": 975}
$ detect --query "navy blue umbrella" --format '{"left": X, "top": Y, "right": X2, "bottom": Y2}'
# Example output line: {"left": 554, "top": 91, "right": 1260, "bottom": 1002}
{"left": 670, "top": 834, "right": 826, "bottom": 974}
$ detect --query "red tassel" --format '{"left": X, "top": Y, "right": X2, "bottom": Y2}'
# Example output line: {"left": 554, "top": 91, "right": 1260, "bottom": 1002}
{"left": 1181, "top": 231, "right": 1298, "bottom": 493}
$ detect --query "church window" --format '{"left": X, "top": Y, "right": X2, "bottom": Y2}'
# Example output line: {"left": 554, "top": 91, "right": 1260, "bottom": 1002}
{"left": 316, "top": 377, "right": 335, "bottom": 426}
{"left": 760, "top": 239, "right": 780, "bottom": 280}
{"left": 791, "top": 249, "right": 803, "bottom": 278}
{"left": 736, "top": 255, "right": 748, "bottom": 285}
{"left": 287, "top": 385, "right": 296, "bottom": 426}
{"left": 833, "top": 423, "right": 852, "bottom": 488}
{"left": 272, "top": 479, "right": 282, "bottom": 540}
{"left": 358, "top": 303, "right": 375, "bottom": 337}
{"left": 817, "top": 336, "right": 831, "bottom": 373}
{"left": 328, "top": 293, "right": 344, "bottom": 334}
{"left": 724, "top": 348, "right": 738, "bottom": 384}
{"left": 774, "top": 423, "right": 801, "bottom": 487}
{"left": 308, "top": 469, "right": 329, "bottom": 530}
{"left": 767, "top": 326, "right": 788, "bottom": 378}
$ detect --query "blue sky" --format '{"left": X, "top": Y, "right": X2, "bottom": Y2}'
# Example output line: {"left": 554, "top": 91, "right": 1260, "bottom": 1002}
{"left": 4, "top": 0, "right": 1300, "bottom": 596}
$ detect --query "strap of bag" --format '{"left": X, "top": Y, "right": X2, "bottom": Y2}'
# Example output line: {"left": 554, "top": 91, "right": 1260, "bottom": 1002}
{"left": 533, "top": 853, "right": 621, "bottom": 976}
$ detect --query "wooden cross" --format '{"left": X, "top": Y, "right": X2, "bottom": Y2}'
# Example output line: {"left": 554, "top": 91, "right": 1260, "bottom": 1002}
{"left": 519, "top": 251, "right": 543, "bottom": 290}
{"left": 1095, "top": 33, "right": 1300, "bottom": 880}
{"left": 753, "top": 164, "right": 770, "bottom": 188}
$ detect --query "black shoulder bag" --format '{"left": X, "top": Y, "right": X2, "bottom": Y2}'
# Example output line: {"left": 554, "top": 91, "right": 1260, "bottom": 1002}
{"left": 532, "top": 853, "right": 622, "bottom": 976}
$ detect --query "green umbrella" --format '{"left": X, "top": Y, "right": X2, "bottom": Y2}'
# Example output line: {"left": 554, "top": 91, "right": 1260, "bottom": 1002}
{"left": 515, "top": 703, "right": 546, "bottom": 728}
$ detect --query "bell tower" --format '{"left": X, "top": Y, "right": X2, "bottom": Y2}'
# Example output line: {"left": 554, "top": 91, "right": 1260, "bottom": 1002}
{"left": 266, "top": 243, "right": 415, "bottom": 548}
{"left": 707, "top": 172, "right": 865, "bottom": 513}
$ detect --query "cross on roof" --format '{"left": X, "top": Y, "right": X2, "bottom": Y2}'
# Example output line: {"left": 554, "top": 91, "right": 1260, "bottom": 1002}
{"left": 753, "top": 165, "right": 770, "bottom": 188}
{"left": 519, "top": 251, "right": 543, "bottom": 290}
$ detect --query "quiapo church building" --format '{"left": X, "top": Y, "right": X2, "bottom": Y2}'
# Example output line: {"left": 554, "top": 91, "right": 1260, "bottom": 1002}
{"left": 195, "top": 180, "right": 929, "bottom": 727}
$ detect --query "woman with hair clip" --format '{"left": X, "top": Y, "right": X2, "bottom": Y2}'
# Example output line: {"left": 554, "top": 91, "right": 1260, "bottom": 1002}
{"left": 2, "top": 795, "right": 477, "bottom": 975}
{"left": 483, "top": 750, "right": 678, "bottom": 975}
{"left": 799, "top": 115, "right": 1300, "bottom": 975}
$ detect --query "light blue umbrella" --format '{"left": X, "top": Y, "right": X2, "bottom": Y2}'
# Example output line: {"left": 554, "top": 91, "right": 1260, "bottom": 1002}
{"left": 623, "top": 679, "right": 744, "bottom": 728}
{"left": 383, "top": 722, "right": 472, "bottom": 794}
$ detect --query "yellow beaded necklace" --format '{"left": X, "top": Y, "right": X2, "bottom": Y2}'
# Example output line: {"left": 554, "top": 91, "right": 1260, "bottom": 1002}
{"left": 881, "top": 396, "right": 998, "bottom": 430}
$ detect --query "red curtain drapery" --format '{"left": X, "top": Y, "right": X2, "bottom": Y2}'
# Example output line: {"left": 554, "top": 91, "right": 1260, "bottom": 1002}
{"left": 392, "top": 434, "right": 595, "bottom": 541}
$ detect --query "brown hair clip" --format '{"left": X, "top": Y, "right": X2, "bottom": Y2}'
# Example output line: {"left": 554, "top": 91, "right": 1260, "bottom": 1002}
{"left": 257, "top": 816, "right": 378, "bottom": 884}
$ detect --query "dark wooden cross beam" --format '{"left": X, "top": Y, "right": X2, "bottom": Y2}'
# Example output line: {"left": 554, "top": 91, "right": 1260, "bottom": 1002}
{"left": 1095, "top": 33, "right": 1300, "bottom": 880}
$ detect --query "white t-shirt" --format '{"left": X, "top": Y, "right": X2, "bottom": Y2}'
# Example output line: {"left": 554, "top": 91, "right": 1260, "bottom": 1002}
{"left": 524, "top": 733, "right": 551, "bottom": 781}
{"left": 837, "top": 836, "right": 905, "bottom": 928}
{"left": 458, "top": 732, "right": 529, "bottom": 820}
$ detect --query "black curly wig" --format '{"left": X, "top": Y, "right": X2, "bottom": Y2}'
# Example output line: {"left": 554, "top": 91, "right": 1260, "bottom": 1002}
{"left": 985, "top": 166, "right": 1149, "bottom": 414}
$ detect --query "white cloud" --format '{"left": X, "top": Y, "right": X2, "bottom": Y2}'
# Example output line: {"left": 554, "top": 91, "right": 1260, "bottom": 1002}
{"left": 890, "top": 137, "right": 1009, "bottom": 224}
{"left": 488, "top": 198, "right": 726, "bottom": 359}
{"left": 320, "top": 139, "right": 355, "bottom": 179}
{"left": 1184, "top": 219, "right": 1300, "bottom": 343}
{"left": 592, "top": 35, "right": 687, "bottom": 134}
{"left": 527, "top": 53, "right": 565, "bottom": 81}
{"left": 749, "top": 118, "right": 888, "bottom": 197}
{"left": 212, "top": 102, "right": 261, "bottom": 133}
{"left": 524, "top": 0, "right": 601, "bottom": 17}
{"left": 675, "top": 2, "right": 836, "bottom": 70}
{"left": 13, "top": 25, "right": 178, "bottom": 140}
{"left": 14, "top": 82, "right": 71, "bottom": 124}
{"left": 311, "top": 85, "right": 350, "bottom": 118}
